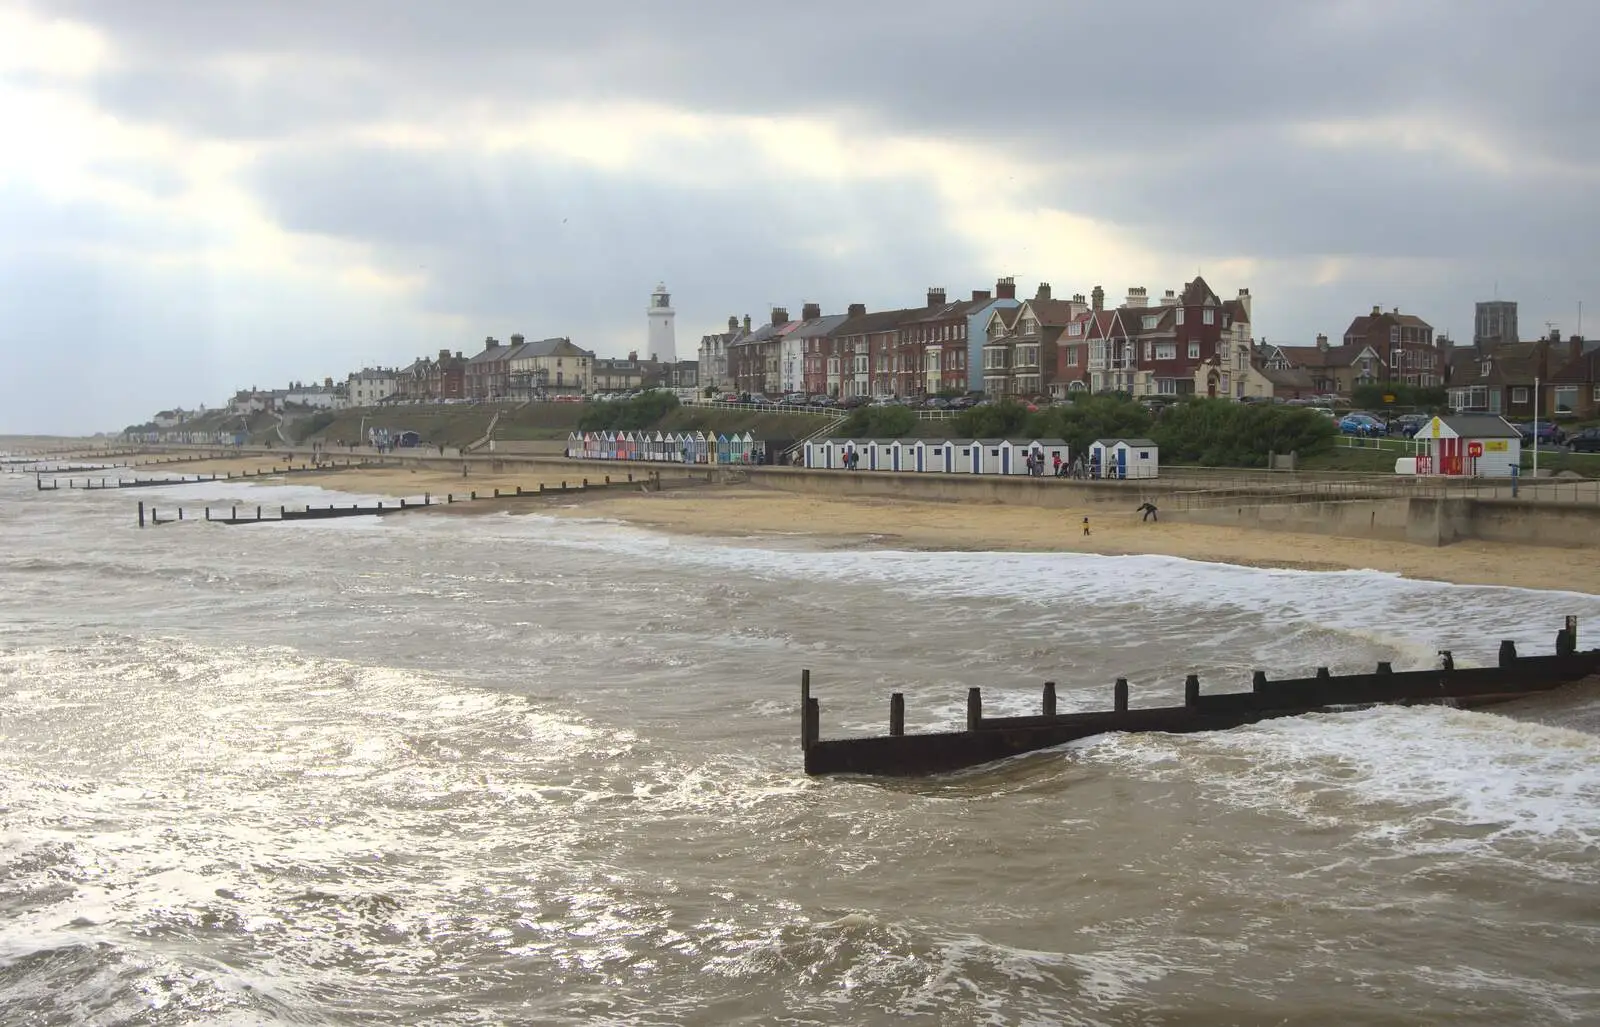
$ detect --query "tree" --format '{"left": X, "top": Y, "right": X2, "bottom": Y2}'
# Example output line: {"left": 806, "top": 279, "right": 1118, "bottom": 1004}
{"left": 1154, "top": 398, "right": 1335, "bottom": 467}
{"left": 1351, "top": 383, "right": 1449, "bottom": 412}
{"left": 952, "top": 400, "right": 1030, "bottom": 438}
{"left": 1025, "top": 395, "right": 1154, "bottom": 457}
{"left": 578, "top": 391, "right": 681, "bottom": 431}
{"left": 839, "top": 404, "right": 916, "bottom": 438}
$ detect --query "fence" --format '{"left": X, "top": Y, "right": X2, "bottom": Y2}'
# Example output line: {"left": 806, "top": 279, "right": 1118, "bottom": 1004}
{"left": 1161, "top": 467, "right": 1600, "bottom": 509}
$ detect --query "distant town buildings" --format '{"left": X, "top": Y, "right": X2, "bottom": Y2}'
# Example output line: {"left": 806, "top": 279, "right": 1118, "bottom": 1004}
{"left": 143, "top": 271, "right": 1600, "bottom": 438}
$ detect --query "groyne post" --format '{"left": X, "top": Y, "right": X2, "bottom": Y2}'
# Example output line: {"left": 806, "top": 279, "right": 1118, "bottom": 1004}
{"left": 966, "top": 687, "right": 982, "bottom": 731}
{"left": 1316, "top": 667, "right": 1331, "bottom": 681}
{"left": 1376, "top": 662, "right": 1392, "bottom": 674}
{"left": 890, "top": 693, "right": 905, "bottom": 736}
{"left": 1558, "top": 616, "right": 1577, "bottom": 656}
{"left": 1042, "top": 681, "right": 1056, "bottom": 717}
{"left": 1114, "top": 677, "right": 1129, "bottom": 712}
{"left": 800, "top": 669, "right": 812, "bottom": 750}
{"left": 138, "top": 501, "right": 145, "bottom": 528}
{"left": 1252, "top": 670, "right": 1267, "bottom": 692}
{"left": 1184, "top": 674, "right": 1200, "bottom": 708}
{"left": 1499, "top": 640, "right": 1517, "bottom": 667}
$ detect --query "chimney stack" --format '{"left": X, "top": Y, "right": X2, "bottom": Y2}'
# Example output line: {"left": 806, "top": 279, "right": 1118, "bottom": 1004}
{"left": 325, "top": 376, "right": 333, "bottom": 387}
{"left": 1091, "top": 285, "right": 1104, "bottom": 311}
{"left": 1161, "top": 289, "right": 1177, "bottom": 306}
{"left": 628, "top": 350, "right": 638, "bottom": 361}
{"left": 971, "top": 289, "right": 991, "bottom": 302}
{"left": 485, "top": 336, "right": 499, "bottom": 349}
{"left": 1371, "top": 305, "right": 1381, "bottom": 317}
{"left": 847, "top": 302, "right": 867, "bottom": 318}
{"left": 1036, "top": 282, "right": 1052, "bottom": 301}
{"left": 1126, "top": 286, "right": 1148, "bottom": 308}
{"left": 438, "top": 349, "right": 450, "bottom": 360}
{"left": 1316, "top": 333, "right": 1329, "bottom": 351}
{"left": 771, "top": 306, "right": 789, "bottom": 326}
{"left": 743, "top": 315, "right": 753, "bottom": 333}
{"left": 996, "top": 277, "right": 1017, "bottom": 300}
{"left": 802, "top": 302, "right": 822, "bottom": 321}
{"left": 927, "top": 287, "right": 946, "bottom": 308}
{"left": 727, "top": 315, "right": 739, "bottom": 332}
{"left": 510, "top": 333, "right": 525, "bottom": 346}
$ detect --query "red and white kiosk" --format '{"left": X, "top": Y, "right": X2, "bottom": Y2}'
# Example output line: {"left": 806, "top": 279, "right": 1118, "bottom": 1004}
{"left": 1413, "top": 415, "right": 1522, "bottom": 477}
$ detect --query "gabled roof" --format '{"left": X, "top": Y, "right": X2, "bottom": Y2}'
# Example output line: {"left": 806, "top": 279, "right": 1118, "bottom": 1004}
{"left": 787, "top": 314, "right": 850, "bottom": 339}
{"left": 906, "top": 298, "right": 989, "bottom": 325}
{"left": 832, "top": 306, "right": 922, "bottom": 339}
{"left": 1551, "top": 348, "right": 1600, "bottom": 384}
{"left": 1094, "top": 437, "right": 1159, "bottom": 448}
{"left": 1279, "top": 342, "right": 1380, "bottom": 369}
{"left": 509, "top": 336, "right": 588, "bottom": 358}
{"left": 467, "top": 344, "right": 513, "bottom": 365}
{"left": 1022, "top": 298, "right": 1085, "bottom": 327}
{"left": 1180, "top": 276, "right": 1219, "bottom": 306}
{"left": 1222, "top": 298, "right": 1250, "bottom": 324}
{"left": 1439, "top": 415, "right": 1521, "bottom": 439}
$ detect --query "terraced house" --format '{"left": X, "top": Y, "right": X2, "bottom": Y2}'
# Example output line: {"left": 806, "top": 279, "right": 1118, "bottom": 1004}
{"left": 979, "top": 284, "right": 1088, "bottom": 398}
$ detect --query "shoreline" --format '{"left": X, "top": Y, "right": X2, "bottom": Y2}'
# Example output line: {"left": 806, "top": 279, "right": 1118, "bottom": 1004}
{"left": 130, "top": 456, "right": 1599, "bottom": 593}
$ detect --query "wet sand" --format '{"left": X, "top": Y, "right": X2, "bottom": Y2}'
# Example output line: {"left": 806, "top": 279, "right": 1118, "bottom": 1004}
{"left": 547, "top": 486, "right": 1600, "bottom": 594}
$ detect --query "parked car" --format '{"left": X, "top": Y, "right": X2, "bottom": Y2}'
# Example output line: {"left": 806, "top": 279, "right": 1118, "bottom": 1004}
{"left": 1568, "top": 427, "right": 1600, "bottom": 453}
{"left": 1519, "top": 421, "right": 1566, "bottom": 446}
{"left": 1339, "top": 413, "right": 1387, "bottom": 436}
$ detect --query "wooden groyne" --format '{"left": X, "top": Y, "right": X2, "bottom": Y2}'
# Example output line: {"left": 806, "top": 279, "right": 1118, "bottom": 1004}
{"left": 137, "top": 471, "right": 671, "bottom": 526}
{"left": 38, "top": 460, "right": 369, "bottom": 491}
{"left": 801, "top": 619, "right": 1597, "bottom": 776}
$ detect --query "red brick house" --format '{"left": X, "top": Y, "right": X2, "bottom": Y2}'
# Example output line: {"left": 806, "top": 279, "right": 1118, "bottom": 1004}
{"left": 1547, "top": 341, "right": 1600, "bottom": 420}
{"left": 465, "top": 337, "right": 516, "bottom": 400}
{"left": 1341, "top": 305, "right": 1442, "bottom": 387}
{"left": 425, "top": 349, "right": 467, "bottom": 400}
{"left": 900, "top": 288, "right": 988, "bottom": 396}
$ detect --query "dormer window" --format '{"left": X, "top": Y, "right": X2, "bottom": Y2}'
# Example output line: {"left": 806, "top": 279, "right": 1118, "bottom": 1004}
{"left": 1142, "top": 315, "right": 1157, "bottom": 329}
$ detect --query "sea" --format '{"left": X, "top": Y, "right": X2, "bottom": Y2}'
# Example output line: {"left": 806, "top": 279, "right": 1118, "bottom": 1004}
{"left": 2, "top": 459, "right": 1599, "bottom": 1026}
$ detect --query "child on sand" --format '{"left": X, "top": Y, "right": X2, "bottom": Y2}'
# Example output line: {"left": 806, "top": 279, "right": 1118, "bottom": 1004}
{"left": 1082, "top": 516, "right": 1091, "bottom": 537}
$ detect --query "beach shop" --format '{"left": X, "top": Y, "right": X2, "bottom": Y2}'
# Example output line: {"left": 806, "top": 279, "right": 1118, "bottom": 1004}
{"left": 1409, "top": 415, "right": 1522, "bottom": 477}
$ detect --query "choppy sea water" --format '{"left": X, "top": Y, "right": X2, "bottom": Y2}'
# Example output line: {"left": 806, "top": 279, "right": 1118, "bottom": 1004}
{"left": 2, "top": 461, "right": 1599, "bottom": 1026}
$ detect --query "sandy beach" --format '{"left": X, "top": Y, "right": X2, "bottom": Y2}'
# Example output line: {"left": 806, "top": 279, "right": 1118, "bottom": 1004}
{"left": 134, "top": 455, "right": 1597, "bottom": 593}
{"left": 546, "top": 485, "right": 1600, "bottom": 594}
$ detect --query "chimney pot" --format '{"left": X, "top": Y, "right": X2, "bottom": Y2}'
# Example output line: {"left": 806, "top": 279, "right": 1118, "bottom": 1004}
{"left": 1371, "top": 305, "right": 1381, "bottom": 316}
{"left": 728, "top": 315, "right": 738, "bottom": 332}
{"left": 1036, "top": 282, "right": 1052, "bottom": 301}
{"left": 743, "top": 315, "right": 753, "bottom": 333}
{"left": 927, "top": 287, "right": 946, "bottom": 308}
{"left": 511, "top": 334, "right": 525, "bottom": 345}
{"left": 802, "top": 302, "right": 822, "bottom": 321}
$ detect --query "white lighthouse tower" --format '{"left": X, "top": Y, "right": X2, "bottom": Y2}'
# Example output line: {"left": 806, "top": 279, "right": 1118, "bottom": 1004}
{"left": 647, "top": 282, "right": 677, "bottom": 364}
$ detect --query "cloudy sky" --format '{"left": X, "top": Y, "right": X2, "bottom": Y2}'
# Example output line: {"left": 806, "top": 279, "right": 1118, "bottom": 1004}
{"left": 3, "top": 0, "right": 1596, "bottom": 432}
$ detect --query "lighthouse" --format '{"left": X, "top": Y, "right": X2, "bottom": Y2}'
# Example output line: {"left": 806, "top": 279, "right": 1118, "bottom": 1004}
{"left": 647, "top": 282, "right": 677, "bottom": 364}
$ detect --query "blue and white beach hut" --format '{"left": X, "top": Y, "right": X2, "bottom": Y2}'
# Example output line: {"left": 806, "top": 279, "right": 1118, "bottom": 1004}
{"left": 1088, "top": 438, "right": 1160, "bottom": 480}
{"left": 972, "top": 439, "right": 1004, "bottom": 475}
{"left": 716, "top": 433, "right": 732, "bottom": 464}
{"left": 888, "top": 439, "right": 910, "bottom": 472}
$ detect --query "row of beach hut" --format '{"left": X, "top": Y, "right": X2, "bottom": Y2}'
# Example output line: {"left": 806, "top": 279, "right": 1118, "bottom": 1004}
{"left": 566, "top": 430, "right": 764, "bottom": 464}
{"left": 802, "top": 437, "right": 1160, "bottom": 478}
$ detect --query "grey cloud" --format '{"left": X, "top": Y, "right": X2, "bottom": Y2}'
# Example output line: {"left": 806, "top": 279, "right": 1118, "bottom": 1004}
{"left": 54, "top": 0, "right": 1600, "bottom": 160}
{"left": 247, "top": 142, "right": 982, "bottom": 337}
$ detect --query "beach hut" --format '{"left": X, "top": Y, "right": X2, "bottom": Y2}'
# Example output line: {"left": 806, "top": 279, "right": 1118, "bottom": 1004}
{"left": 865, "top": 439, "right": 888, "bottom": 471}
{"left": 918, "top": 439, "right": 956, "bottom": 473}
{"left": 972, "top": 439, "right": 1004, "bottom": 475}
{"left": 997, "top": 440, "right": 1029, "bottom": 476}
{"left": 1089, "top": 438, "right": 1160, "bottom": 480}
{"left": 740, "top": 432, "right": 756, "bottom": 463}
{"left": 716, "top": 433, "right": 732, "bottom": 464}
{"left": 888, "top": 439, "right": 911, "bottom": 472}
{"left": 1028, "top": 438, "right": 1070, "bottom": 474}
{"left": 566, "top": 431, "right": 578, "bottom": 458}
{"left": 1414, "top": 414, "right": 1521, "bottom": 477}
{"left": 692, "top": 431, "right": 708, "bottom": 464}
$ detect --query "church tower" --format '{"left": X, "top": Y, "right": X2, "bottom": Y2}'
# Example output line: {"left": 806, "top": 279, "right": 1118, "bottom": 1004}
{"left": 647, "top": 282, "right": 677, "bottom": 364}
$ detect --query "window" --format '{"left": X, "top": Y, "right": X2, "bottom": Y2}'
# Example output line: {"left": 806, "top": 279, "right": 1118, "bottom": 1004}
{"left": 1594, "top": 385, "right": 1600, "bottom": 403}
{"left": 1144, "top": 342, "right": 1153, "bottom": 360}
{"left": 1555, "top": 386, "right": 1578, "bottom": 414}
{"left": 1512, "top": 387, "right": 1529, "bottom": 404}
{"left": 1141, "top": 315, "right": 1158, "bottom": 329}
{"left": 1202, "top": 309, "right": 1214, "bottom": 326}
{"left": 1158, "top": 378, "right": 1178, "bottom": 395}
{"left": 1176, "top": 308, "right": 1185, "bottom": 325}
{"left": 1154, "top": 343, "right": 1176, "bottom": 361}
{"left": 1067, "top": 322, "right": 1083, "bottom": 336}
{"left": 1187, "top": 342, "right": 1200, "bottom": 359}
{"left": 1090, "top": 341, "right": 1106, "bottom": 365}
{"left": 1390, "top": 326, "right": 1401, "bottom": 343}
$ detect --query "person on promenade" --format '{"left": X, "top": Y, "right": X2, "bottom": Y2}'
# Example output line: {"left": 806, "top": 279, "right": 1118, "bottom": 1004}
{"left": 1138, "top": 501, "right": 1158, "bottom": 522}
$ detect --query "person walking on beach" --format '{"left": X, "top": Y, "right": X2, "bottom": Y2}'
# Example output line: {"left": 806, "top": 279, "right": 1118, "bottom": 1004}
{"left": 1082, "top": 516, "right": 1091, "bottom": 537}
{"left": 1138, "top": 501, "right": 1158, "bottom": 522}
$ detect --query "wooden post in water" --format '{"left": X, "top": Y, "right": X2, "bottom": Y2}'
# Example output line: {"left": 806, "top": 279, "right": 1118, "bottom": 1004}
{"left": 138, "top": 501, "right": 145, "bottom": 528}
{"left": 177, "top": 507, "right": 183, "bottom": 521}
{"left": 889, "top": 692, "right": 905, "bottom": 736}
{"left": 1498, "top": 640, "right": 1517, "bottom": 667}
{"left": 1114, "top": 677, "right": 1129, "bottom": 712}
{"left": 1376, "top": 661, "right": 1392, "bottom": 674}
{"left": 1042, "top": 681, "right": 1056, "bottom": 717}
{"left": 1252, "top": 670, "right": 1268, "bottom": 692}
{"left": 1315, "top": 667, "right": 1331, "bottom": 680}
{"left": 256, "top": 506, "right": 262, "bottom": 521}
{"left": 494, "top": 488, "right": 501, "bottom": 498}
{"left": 800, "top": 669, "right": 811, "bottom": 750}
{"left": 1184, "top": 674, "right": 1200, "bottom": 708}
{"left": 966, "top": 687, "right": 982, "bottom": 731}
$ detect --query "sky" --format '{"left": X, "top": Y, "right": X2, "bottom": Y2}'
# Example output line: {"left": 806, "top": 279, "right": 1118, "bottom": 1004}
{"left": 2, "top": 0, "right": 1597, "bottom": 433}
